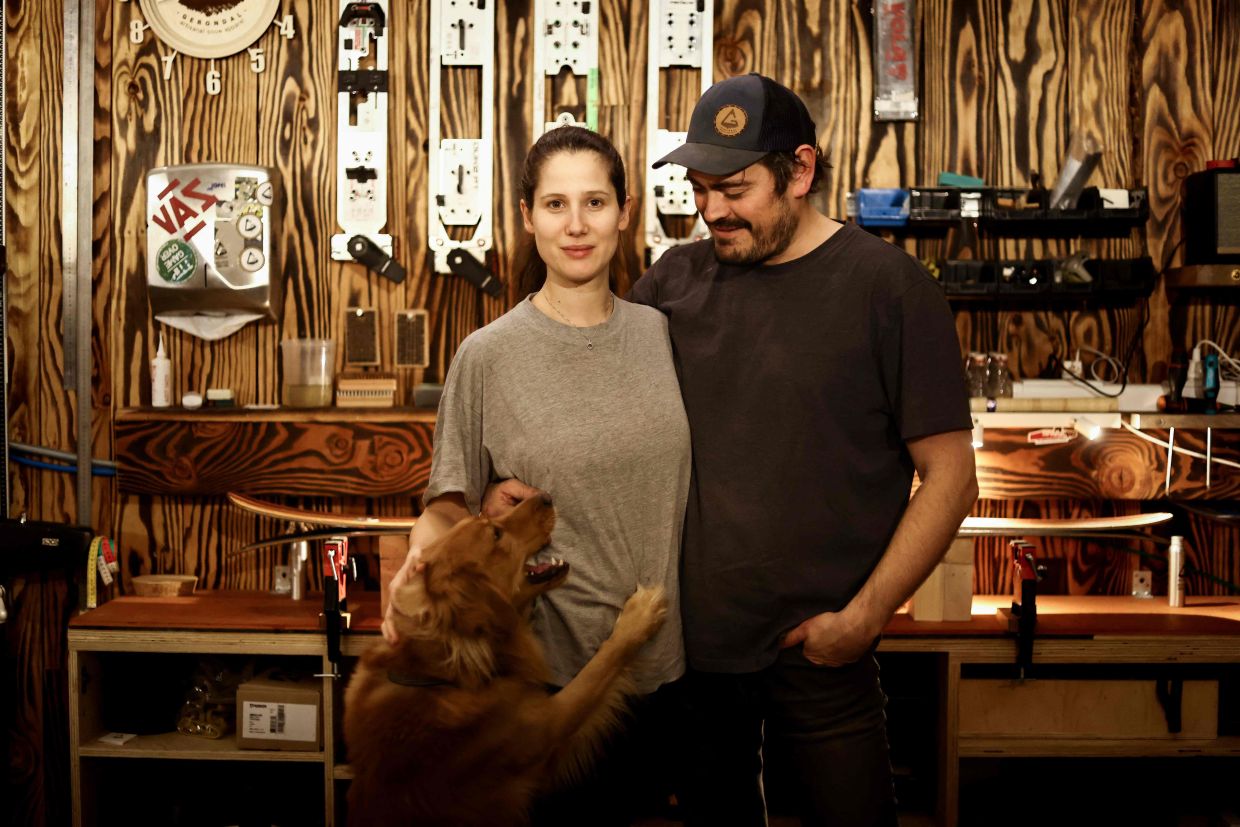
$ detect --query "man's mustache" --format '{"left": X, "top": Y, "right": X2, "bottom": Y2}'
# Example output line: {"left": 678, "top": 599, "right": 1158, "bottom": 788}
{"left": 709, "top": 219, "right": 751, "bottom": 232}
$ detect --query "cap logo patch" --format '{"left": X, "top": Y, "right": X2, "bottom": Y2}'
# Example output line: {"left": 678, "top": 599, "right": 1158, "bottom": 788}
{"left": 714, "top": 105, "right": 747, "bottom": 138}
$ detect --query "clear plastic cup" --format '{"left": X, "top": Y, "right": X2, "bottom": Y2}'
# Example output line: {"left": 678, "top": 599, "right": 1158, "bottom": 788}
{"left": 280, "top": 339, "right": 335, "bottom": 408}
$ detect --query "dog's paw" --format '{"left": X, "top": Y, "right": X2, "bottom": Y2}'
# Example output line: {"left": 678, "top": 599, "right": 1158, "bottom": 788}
{"left": 613, "top": 585, "right": 668, "bottom": 646}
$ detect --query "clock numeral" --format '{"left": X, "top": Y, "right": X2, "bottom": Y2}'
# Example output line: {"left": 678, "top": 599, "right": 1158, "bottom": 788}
{"left": 206, "top": 65, "right": 222, "bottom": 96}
{"left": 248, "top": 47, "right": 267, "bottom": 74}
{"left": 277, "top": 14, "right": 296, "bottom": 40}
{"left": 161, "top": 52, "right": 176, "bottom": 81}
{"left": 128, "top": 20, "right": 149, "bottom": 44}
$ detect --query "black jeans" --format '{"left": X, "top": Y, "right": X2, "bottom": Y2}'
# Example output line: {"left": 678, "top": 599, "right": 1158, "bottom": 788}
{"left": 529, "top": 679, "right": 687, "bottom": 827}
{"left": 679, "top": 646, "right": 899, "bottom": 827}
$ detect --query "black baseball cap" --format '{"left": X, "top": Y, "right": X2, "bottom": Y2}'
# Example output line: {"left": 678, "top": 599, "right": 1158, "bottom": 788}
{"left": 652, "top": 73, "right": 817, "bottom": 177}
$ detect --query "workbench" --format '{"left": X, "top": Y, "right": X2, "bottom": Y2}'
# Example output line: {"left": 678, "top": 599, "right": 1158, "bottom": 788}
{"left": 68, "top": 592, "right": 1240, "bottom": 826}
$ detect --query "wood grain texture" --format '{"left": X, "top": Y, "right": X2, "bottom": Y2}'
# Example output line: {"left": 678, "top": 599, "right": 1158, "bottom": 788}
{"left": 3, "top": 0, "right": 1239, "bottom": 605}
{"left": 975, "top": 427, "right": 1240, "bottom": 501}
{"left": 115, "top": 416, "right": 434, "bottom": 497}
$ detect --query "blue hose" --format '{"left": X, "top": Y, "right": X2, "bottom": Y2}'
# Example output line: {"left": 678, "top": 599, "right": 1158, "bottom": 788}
{"left": 10, "top": 453, "right": 116, "bottom": 477}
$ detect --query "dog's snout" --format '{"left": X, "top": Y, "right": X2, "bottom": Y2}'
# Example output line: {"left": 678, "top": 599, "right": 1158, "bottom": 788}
{"left": 539, "top": 492, "right": 552, "bottom": 507}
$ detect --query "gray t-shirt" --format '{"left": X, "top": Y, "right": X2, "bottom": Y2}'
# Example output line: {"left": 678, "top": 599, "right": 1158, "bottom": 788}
{"left": 424, "top": 295, "right": 690, "bottom": 693}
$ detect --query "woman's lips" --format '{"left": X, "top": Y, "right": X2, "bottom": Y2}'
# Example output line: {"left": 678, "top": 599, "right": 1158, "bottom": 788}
{"left": 561, "top": 245, "right": 595, "bottom": 259}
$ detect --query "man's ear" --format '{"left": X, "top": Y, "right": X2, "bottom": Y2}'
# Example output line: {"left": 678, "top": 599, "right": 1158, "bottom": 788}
{"left": 790, "top": 144, "right": 817, "bottom": 198}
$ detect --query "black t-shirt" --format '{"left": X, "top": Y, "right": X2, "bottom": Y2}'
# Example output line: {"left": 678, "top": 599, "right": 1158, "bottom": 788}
{"left": 629, "top": 223, "right": 971, "bottom": 672}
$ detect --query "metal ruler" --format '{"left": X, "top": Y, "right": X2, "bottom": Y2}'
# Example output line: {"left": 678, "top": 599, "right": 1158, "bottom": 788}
{"left": 332, "top": 2, "right": 405, "bottom": 282}
{"left": 62, "top": 0, "right": 96, "bottom": 524}
{"left": 428, "top": 0, "right": 496, "bottom": 291}
{"left": 532, "top": 0, "right": 599, "bottom": 136}
{"left": 645, "top": 0, "right": 713, "bottom": 264}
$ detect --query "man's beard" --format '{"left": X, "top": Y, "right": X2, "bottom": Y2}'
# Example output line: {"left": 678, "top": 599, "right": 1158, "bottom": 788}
{"left": 709, "top": 196, "right": 799, "bottom": 265}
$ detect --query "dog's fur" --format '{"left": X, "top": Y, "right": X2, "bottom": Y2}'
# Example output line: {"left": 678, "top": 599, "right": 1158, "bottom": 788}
{"left": 344, "top": 495, "right": 668, "bottom": 827}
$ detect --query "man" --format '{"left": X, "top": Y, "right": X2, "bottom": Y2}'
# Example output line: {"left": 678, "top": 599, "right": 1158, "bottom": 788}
{"left": 490, "top": 73, "right": 978, "bottom": 826}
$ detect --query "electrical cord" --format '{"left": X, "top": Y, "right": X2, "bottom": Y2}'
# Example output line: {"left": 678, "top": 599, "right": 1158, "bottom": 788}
{"left": 1050, "top": 238, "right": 1185, "bottom": 397}
{"left": 1100, "top": 540, "right": 1240, "bottom": 594}
{"left": 1119, "top": 419, "right": 1240, "bottom": 471}
{"left": 1053, "top": 296, "right": 1150, "bottom": 397}
{"left": 1194, "top": 339, "right": 1240, "bottom": 382}
{"left": 1077, "top": 345, "right": 1124, "bottom": 383}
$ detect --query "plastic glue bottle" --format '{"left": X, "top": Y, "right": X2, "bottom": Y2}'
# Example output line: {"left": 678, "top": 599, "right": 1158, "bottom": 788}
{"left": 151, "top": 332, "right": 172, "bottom": 408}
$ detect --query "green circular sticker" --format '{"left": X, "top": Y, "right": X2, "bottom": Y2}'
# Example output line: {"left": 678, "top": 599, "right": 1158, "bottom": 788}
{"left": 157, "top": 239, "right": 197, "bottom": 284}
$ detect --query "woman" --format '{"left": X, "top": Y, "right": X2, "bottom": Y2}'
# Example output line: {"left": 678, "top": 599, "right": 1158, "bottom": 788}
{"left": 383, "top": 126, "right": 691, "bottom": 825}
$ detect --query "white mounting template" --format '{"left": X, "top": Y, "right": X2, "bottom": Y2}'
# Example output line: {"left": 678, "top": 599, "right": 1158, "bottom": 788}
{"left": 332, "top": 2, "right": 402, "bottom": 281}
{"left": 645, "top": 0, "right": 713, "bottom": 263}
{"left": 532, "top": 0, "right": 599, "bottom": 136}
{"left": 428, "top": 0, "right": 495, "bottom": 276}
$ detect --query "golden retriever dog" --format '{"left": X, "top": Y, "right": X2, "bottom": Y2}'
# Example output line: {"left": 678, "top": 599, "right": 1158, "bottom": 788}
{"left": 344, "top": 494, "right": 668, "bottom": 827}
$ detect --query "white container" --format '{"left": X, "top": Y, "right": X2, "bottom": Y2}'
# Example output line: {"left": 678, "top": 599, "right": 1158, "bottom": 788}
{"left": 151, "top": 333, "right": 172, "bottom": 408}
{"left": 1168, "top": 535, "right": 1185, "bottom": 608}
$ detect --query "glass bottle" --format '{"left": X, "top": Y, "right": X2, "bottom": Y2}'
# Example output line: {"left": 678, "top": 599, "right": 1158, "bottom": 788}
{"left": 986, "top": 352, "right": 1013, "bottom": 398}
{"left": 965, "top": 352, "right": 989, "bottom": 398}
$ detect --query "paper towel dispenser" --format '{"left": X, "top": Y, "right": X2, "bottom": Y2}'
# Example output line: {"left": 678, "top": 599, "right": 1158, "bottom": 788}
{"left": 146, "top": 164, "right": 281, "bottom": 339}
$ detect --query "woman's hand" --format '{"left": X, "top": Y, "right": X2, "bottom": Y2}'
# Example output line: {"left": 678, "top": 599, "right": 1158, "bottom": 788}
{"left": 481, "top": 478, "right": 542, "bottom": 518}
{"left": 380, "top": 493, "right": 470, "bottom": 645}
{"left": 380, "top": 544, "right": 423, "bottom": 645}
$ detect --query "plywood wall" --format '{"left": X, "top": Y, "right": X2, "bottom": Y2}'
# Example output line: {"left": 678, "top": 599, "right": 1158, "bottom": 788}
{"left": 5, "top": 0, "right": 1239, "bottom": 595}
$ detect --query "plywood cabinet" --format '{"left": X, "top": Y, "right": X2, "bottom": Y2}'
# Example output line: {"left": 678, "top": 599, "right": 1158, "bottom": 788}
{"left": 68, "top": 596, "right": 357, "bottom": 827}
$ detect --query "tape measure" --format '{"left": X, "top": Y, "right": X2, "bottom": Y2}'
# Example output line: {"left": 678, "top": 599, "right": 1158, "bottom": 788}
{"left": 86, "top": 536, "right": 118, "bottom": 609}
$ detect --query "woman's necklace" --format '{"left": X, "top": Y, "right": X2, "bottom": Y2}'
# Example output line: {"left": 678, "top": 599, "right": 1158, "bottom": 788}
{"left": 539, "top": 290, "right": 614, "bottom": 351}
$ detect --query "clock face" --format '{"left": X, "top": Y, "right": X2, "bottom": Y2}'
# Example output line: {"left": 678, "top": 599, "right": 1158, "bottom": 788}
{"left": 138, "top": 0, "right": 281, "bottom": 60}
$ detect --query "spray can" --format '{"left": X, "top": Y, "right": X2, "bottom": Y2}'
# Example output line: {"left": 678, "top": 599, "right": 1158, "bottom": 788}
{"left": 1168, "top": 535, "right": 1185, "bottom": 608}
{"left": 151, "top": 332, "right": 172, "bottom": 408}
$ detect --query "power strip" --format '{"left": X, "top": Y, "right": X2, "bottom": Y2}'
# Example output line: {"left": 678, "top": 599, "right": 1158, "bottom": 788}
{"left": 1221, "top": 379, "right": 1239, "bottom": 408}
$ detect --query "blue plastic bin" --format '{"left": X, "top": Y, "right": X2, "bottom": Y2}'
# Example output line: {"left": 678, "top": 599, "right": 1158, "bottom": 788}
{"left": 855, "top": 188, "right": 910, "bottom": 227}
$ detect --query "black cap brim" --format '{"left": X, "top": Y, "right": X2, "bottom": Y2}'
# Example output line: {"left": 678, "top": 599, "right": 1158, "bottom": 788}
{"left": 651, "top": 142, "right": 769, "bottom": 177}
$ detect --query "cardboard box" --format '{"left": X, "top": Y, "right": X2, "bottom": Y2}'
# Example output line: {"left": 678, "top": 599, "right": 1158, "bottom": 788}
{"left": 235, "top": 676, "right": 321, "bottom": 751}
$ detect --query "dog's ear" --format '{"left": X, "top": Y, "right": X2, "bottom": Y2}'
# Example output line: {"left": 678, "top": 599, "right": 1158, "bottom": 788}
{"left": 426, "top": 562, "right": 519, "bottom": 638}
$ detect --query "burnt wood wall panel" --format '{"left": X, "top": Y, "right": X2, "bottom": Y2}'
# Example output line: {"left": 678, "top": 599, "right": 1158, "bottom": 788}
{"left": 6, "top": 0, "right": 70, "bottom": 524}
{"left": 974, "top": 428, "right": 1240, "bottom": 501}
{"left": 5, "top": 1, "right": 1240, "bottom": 603}
{"left": 114, "top": 417, "right": 434, "bottom": 497}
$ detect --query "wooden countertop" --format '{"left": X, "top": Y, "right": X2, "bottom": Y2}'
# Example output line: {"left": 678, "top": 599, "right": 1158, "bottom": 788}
{"left": 71, "top": 592, "right": 1240, "bottom": 638}
{"left": 69, "top": 590, "right": 383, "bottom": 633}
{"left": 886, "top": 595, "right": 1240, "bottom": 637}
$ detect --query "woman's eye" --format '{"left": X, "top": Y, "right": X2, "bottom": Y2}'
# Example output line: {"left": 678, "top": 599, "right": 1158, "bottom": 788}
{"left": 589, "top": 198, "right": 604, "bottom": 208}
{"left": 545, "top": 199, "right": 563, "bottom": 210}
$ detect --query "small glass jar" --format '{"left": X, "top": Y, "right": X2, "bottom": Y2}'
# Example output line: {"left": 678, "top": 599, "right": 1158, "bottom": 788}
{"left": 986, "top": 352, "right": 1013, "bottom": 398}
{"left": 965, "top": 352, "right": 989, "bottom": 398}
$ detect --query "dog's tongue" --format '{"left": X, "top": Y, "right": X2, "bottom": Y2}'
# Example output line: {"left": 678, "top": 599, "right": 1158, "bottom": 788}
{"left": 527, "top": 562, "right": 558, "bottom": 577}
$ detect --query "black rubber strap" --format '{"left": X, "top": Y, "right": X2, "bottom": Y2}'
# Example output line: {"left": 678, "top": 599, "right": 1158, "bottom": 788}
{"left": 347, "top": 234, "right": 406, "bottom": 284}
{"left": 446, "top": 248, "right": 502, "bottom": 298}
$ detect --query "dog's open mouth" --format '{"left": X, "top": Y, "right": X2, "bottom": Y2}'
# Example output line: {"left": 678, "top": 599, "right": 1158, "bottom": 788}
{"left": 525, "top": 557, "right": 568, "bottom": 584}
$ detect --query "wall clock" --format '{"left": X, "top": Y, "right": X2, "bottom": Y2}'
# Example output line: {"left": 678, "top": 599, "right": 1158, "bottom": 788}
{"left": 125, "top": 0, "right": 296, "bottom": 96}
